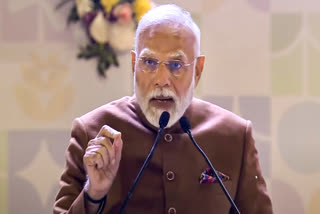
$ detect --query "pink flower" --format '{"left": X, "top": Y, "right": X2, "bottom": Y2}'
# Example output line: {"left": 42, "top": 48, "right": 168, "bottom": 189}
{"left": 112, "top": 3, "right": 132, "bottom": 24}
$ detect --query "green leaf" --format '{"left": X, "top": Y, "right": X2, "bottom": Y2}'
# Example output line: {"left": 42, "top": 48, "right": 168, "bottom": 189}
{"left": 77, "top": 44, "right": 101, "bottom": 59}
{"left": 78, "top": 43, "right": 121, "bottom": 77}
{"left": 97, "top": 57, "right": 110, "bottom": 77}
{"left": 103, "top": 44, "right": 119, "bottom": 67}
{"left": 67, "top": 5, "right": 80, "bottom": 25}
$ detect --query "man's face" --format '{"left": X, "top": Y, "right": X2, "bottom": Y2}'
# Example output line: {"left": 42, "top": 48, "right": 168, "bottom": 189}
{"left": 132, "top": 23, "right": 204, "bottom": 128}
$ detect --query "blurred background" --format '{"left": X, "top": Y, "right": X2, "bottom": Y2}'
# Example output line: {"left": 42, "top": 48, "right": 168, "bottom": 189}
{"left": 0, "top": 0, "right": 319, "bottom": 213}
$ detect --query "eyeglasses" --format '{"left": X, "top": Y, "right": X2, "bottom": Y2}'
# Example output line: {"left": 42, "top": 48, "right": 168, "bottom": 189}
{"left": 137, "top": 57, "right": 197, "bottom": 77}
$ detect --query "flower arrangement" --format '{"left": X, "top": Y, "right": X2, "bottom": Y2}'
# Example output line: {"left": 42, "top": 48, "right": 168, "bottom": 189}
{"left": 56, "top": 0, "right": 154, "bottom": 77}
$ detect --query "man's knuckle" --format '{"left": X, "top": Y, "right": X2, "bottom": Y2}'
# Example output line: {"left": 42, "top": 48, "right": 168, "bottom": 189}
{"left": 102, "top": 125, "right": 110, "bottom": 132}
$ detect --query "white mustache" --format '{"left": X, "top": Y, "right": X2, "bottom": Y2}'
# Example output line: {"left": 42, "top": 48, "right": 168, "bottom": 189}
{"left": 147, "top": 88, "right": 177, "bottom": 102}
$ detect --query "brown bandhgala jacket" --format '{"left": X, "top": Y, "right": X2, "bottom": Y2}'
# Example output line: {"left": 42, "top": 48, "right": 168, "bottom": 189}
{"left": 54, "top": 96, "right": 273, "bottom": 214}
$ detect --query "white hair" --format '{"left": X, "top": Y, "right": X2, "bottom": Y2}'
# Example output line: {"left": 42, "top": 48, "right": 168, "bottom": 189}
{"left": 134, "top": 4, "right": 201, "bottom": 55}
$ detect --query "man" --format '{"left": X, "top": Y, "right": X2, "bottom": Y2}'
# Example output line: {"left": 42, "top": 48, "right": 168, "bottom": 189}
{"left": 54, "top": 4, "right": 273, "bottom": 214}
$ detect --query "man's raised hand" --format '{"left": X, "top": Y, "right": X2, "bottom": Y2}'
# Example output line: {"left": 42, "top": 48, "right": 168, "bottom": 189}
{"left": 83, "top": 125, "right": 123, "bottom": 200}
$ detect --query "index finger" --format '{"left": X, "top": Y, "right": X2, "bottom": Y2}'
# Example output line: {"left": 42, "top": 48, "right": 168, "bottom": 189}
{"left": 97, "top": 125, "right": 121, "bottom": 140}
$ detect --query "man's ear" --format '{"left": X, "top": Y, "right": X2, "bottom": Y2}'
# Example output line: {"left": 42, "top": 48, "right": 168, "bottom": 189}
{"left": 131, "top": 50, "right": 136, "bottom": 73}
{"left": 194, "top": 55, "right": 205, "bottom": 87}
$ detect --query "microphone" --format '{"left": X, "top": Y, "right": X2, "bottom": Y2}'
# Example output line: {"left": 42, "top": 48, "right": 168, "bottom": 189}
{"left": 118, "top": 111, "right": 170, "bottom": 214}
{"left": 179, "top": 116, "right": 241, "bottom": 214}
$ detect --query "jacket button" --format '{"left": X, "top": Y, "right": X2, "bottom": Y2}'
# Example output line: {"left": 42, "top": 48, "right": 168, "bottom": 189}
{"left": 164, "top": 134, "right": 173, "bottom": 142}
{"left": 168, "top": 207, "right": 176, "bottom": 214}
{"left": 166, "top": 171, "right": 175, "bottom": 181}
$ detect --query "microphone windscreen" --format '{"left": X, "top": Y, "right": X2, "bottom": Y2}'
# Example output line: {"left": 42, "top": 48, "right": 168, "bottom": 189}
{"left": 179, "top": 116, "right": 191, "bottom": 133}
{"left": 159, "top": 111, "right": 170, "bottom": 128}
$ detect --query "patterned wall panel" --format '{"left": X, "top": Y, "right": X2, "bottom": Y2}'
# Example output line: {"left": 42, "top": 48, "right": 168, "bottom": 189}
{"left": 200, "top": 0, "right": 270, "bottom": 96}
{"left": 271, "top": 98, "right": 320, "bottom": 214}
{"left": 0, "top": 0, "right": 319, "bottom": 213}
{"left": 270, "top": 1, "right": 320, "bottom": 212}
{"left": 8, "top": 130, "right": 68, "bottom": 213}
{"left": 203, "top": 96, "right": 272, "bottom": 179}
{"left": 271, "top": 13, "right": 320, "bottom": 96}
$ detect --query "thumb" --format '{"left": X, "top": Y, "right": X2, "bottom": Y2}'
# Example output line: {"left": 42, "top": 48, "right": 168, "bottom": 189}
{"left": 113, "top": 134, "right": 123, "bottom": 163}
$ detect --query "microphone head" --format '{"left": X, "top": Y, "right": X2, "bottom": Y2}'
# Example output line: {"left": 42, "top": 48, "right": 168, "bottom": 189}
{"left": 179, "top": 116, "right": 191, "bottom": 133}
{"left": 159, "top": 111, "right": 170, "bottom": 128}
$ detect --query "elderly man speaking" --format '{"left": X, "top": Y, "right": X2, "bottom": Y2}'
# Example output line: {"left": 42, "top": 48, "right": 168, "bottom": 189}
{"left": 54, "top": 4, "right": 273, "bottom": 214}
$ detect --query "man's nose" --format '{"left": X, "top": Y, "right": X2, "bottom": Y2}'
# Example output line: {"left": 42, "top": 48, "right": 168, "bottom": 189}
{"left": 154, "top": 63, "right": 171, "bottom": 88}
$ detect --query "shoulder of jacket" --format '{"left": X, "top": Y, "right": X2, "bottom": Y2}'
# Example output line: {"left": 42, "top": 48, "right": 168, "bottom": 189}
{"left": 192, "top": 97, "right": 248, "bottom": 128}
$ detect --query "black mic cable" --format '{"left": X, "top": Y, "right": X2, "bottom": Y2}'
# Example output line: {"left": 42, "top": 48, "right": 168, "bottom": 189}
{"left": 179, "top": 116, "right": 241, "bottom": 214}
{"left": 118, "top": 111, "right": 170, "bottom": 214}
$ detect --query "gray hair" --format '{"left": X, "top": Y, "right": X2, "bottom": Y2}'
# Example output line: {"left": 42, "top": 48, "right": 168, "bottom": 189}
{"left": 134, "top": 4, "right": 201, "bottom": 55}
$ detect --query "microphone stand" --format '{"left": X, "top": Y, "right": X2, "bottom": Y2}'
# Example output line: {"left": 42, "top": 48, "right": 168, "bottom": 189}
{"left": 180, "top": 117, "right": 240, "bottom": 214}
{"left": 118, "top": 112, "right": 169, "bottom": 214}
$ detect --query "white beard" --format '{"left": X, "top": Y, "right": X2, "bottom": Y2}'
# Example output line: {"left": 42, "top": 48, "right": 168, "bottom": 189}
{"left": 134, "top": 73, "right": 195, "bottom": 128}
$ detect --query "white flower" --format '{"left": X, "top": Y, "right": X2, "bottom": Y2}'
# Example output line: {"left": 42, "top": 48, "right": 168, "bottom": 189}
{"left": 75, "top": 0, "right": 93, "bottom": 18}
{"left": 109, "top": 21, "right": 135, "bottom": 51}
{"left": 89, "top": 12, "right": 110, "bottom": 44}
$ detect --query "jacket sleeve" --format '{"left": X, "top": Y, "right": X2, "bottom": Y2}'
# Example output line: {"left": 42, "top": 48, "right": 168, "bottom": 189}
{"left": 230, "top": 120, "right": 273, "bottom": 214}
{"left": 53, "top": 118, "right": 89, "bottom": 214}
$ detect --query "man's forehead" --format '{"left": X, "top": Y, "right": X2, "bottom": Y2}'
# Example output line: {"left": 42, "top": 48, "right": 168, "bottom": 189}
{"left": 141, "top": 22, "right": 194, "bottom": 39}
{"left": 139, "top": 49, "right": 187, "bottom": 59}
{"left": 136, "top": 23, "right": 196, "bottom": 58}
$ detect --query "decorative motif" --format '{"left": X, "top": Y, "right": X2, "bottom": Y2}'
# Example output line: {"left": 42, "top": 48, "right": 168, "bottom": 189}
{"left": 16, "top": 140, "right": 62, "bottom": 206}
{"left": 8, "top": 130, "right": 69, "bottom": 213}
{"left": 278, "top": 102, "right": 320, "bottom": 173}
{"left": 56, "top": 0, "right": 154, "bottom": 77}
{"left": 15, "top": 52, "right": 75, "bottom": 121}
{"left": 271, "top": 179, "right": 305, "bottom": 213}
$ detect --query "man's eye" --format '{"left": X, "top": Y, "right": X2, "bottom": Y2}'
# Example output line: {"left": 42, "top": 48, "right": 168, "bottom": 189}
{"left": 144, "top": 59, "right": 157, "bottom": 66}
{"left": 168, "top": 61, "right": 183, "bottom": 70}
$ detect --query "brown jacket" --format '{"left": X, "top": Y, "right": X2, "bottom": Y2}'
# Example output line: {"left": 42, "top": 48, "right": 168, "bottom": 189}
{"left": 54, "top": 96, "right": 273, "bottom": 214}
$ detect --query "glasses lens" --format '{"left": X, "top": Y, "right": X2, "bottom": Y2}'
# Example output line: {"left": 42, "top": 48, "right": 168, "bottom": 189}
{"left": 140, "top": 58, "right": 158, "bottom": 72}
{"left": 138, "top": 57, "right": 193, "bottom": 76}
{"left": 167, "top": 61, "right": 184, "bottom": 76}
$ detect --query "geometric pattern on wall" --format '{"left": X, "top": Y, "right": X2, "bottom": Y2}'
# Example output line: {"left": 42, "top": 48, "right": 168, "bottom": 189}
{"left": 271, "top": 98, "right": 320, "bottom": 214}
{"left": 15, "top": 53, "right": 75, "bottom": 121}
{"left": 0, "top": 0, "right": 319, "bottom": 214}
{"left": 271, "top": 179, "right": 305, "bottom": 214}
{"left": 203, "top": 96, "right": 271, "bottom": 178}
{"left": 1, "top": 0, "right": 74, "bottom": 42}
{"left": 8, "top": 130, "right": 68, "bottom": 213}
{"left": 271, "top": 13, "right": 320, "bottom": 96}
{"left": 277, "top": 101, "right": 320, "bottom": 174}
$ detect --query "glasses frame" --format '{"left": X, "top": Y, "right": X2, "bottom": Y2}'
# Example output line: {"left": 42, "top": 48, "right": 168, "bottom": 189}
{"left": 136, "top": 56, "right": 198, "bottom": 77}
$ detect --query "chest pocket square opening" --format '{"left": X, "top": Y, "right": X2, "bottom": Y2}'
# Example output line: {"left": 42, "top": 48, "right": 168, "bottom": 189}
{"left": 199, "top": 168, "right": 230, "bottom": 184}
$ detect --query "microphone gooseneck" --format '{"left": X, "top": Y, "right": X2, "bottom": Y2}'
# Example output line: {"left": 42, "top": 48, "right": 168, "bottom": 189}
{"left": 118, "top": 111, "right": 170, "bottom": 214}
{"left": 179, "top": 116, "right": 241, "bottom": 214}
